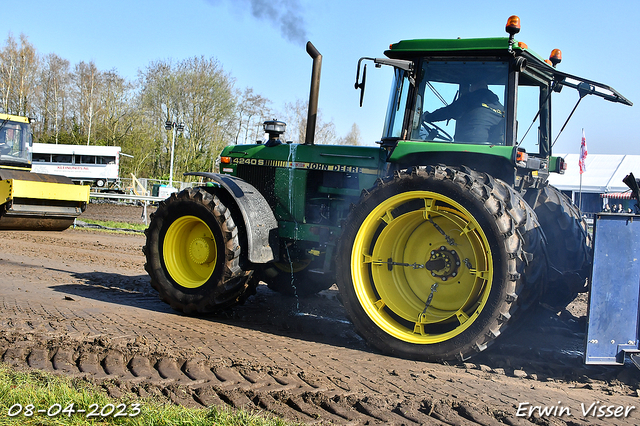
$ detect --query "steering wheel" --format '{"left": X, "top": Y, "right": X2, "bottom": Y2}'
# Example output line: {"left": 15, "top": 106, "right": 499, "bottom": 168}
{"left": 421, "top": 120, "right": 453, "bottom": 142}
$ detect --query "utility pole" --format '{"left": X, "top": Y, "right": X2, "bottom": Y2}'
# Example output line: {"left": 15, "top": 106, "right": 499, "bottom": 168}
{"left": 165, "top": 120, "right": 184, "bottom": 188}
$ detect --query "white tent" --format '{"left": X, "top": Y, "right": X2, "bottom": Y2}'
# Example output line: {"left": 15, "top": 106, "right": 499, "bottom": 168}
{"left": 548, "top": 154, "right": 640, "bottom": 194}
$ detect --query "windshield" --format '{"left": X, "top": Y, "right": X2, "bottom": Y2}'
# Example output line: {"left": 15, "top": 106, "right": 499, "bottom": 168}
{"left": 412, "top": 61, "right": 508, "bottom": 145}
{"left": 0, "top": 119, "right": 31, "bottom": 164}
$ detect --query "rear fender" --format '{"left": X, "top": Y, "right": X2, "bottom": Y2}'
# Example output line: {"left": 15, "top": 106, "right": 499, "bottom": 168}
{"left": 185, "top": 172, "right": 278, "bottom": 264}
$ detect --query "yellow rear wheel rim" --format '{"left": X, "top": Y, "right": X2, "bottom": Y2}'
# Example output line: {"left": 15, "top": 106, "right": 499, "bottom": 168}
{"left": 351, "top": 191, "right": 493, "bottom": 344}
{"left": 163, "top": 215, "right": 217, "bottom": 288}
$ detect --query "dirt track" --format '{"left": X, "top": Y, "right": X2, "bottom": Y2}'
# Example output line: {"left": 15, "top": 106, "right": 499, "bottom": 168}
{"left": 1, "top": 203, "right": 639, "bottom": 425}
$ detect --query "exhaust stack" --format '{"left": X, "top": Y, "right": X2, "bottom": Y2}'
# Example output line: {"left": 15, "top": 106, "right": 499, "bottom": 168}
{"left": 305, "top": 41, "right": 322, "bottom": 145}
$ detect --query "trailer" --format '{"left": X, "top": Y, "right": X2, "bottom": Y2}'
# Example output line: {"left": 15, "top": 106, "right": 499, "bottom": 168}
{"left": 31, "top": 143, "right": 121, "bottom": 189}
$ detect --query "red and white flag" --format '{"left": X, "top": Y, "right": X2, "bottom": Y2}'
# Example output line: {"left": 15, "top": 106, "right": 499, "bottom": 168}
{"left": 579, "top": 129, "right": 588, "bottom": 174}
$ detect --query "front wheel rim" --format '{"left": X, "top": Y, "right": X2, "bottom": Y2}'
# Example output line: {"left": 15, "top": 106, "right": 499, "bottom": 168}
{"left": 163, "top": 215, "right": 217, "bottom": 288}
{"left": 351, "top": 190, "right": 494, "bottom": 344}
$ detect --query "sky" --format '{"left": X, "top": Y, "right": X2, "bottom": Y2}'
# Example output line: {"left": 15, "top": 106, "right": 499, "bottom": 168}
{"left": 5, "top": 0, "right": 640, "bottom": 161}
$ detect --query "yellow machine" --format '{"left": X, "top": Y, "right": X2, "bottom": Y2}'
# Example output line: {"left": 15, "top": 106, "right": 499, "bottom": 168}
{"left": 0, "top": 113, "right": 89, "bottom": 230}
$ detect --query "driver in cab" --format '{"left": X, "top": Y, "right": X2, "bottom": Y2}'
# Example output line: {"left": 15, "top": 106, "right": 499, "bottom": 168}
{"left": 422, "top": 80, "right": 505, "bottom": 144}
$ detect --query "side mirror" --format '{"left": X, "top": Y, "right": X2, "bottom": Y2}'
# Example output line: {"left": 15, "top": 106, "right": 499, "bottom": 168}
{"left": 354, "top": 59, "right": 368, "bottom": 107}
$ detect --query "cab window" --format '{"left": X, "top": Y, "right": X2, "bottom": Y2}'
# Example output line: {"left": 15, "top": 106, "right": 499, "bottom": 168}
{"left": 516, "top": 73, "right": 551, "bottom": 157}
{"left": 412, "top": 61, "right": 508, "bottom": 145}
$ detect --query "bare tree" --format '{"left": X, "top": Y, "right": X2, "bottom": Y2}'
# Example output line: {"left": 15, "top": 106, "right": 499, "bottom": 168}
{"left": 0, "top": 31, "right": 320, "bottom": 183}
{"left": 97, "top": 69, "right": 136, "bottom": 147}
{"left": 336, "top": 123, "right": 363, "bottom": 146}
{"left": 282, "top": 98, "right": 336, "bottom": 144}
{"left": 0, "top": 33, "right": 39, "bottom": 116}
{"left": 72, "top": 61, "right": 102, "bottom": 145}
{"left": 39, "top": 53, "right": 70, "bottom": 142}
{"left": 234, "top": 87, "right": 272, "bottom": 144}
{"left": 137, "top": 59, "right": 178, "bottom": 176}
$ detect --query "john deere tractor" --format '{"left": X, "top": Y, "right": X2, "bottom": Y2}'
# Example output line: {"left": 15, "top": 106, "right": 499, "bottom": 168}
{"left": 145, "top": 16, "right": 631, "bottom": 362}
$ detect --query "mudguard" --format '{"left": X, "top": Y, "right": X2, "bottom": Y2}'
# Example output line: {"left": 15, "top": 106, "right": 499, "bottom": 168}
{"left": 185, "top": 172, "right": 278, "bottom": 264}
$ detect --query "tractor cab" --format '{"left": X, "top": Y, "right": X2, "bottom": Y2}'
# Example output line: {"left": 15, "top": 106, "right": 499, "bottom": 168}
{"left": 356, "top": 16, "right": 631, "bottom": 188}
{"left": 382, "top": 49, "right": 511, "bottom": 147}
{"left": 0, "top": 113, "right": 32, "bottom": 169}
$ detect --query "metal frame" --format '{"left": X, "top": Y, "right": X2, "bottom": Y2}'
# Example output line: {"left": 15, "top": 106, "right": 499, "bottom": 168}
{"left": 585, "top": 213, "right": 640, "bottom": 365}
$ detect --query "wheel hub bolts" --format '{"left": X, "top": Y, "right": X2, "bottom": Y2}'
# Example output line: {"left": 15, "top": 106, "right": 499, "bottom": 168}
{"left": 189, "top": 237, "right": 216, "bottom": 265}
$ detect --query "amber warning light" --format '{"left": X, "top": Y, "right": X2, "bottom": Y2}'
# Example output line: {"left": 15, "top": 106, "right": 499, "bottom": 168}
{"left": 516, "top": 151, "right": 528, "bottom": 163}
{"left": 505, "top": 15, "right": 521, "bottom": 35}
{"left": 506, "top": 16, "right": 521, "bottom": 52}
{"left": 549, "top": 49, "right": 562, "bottom": 67}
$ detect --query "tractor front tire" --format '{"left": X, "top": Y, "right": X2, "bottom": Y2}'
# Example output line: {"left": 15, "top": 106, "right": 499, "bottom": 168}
{"left": 336, "top": 166, "right": 545, "bottom": 362}
{"left": 144, "top": 187, "right": 252, "bottom": 315}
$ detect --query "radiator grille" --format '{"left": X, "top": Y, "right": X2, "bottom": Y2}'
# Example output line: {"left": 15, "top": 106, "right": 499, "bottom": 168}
{"left": 236, "top": 165, "right": 277, "bottom": 209}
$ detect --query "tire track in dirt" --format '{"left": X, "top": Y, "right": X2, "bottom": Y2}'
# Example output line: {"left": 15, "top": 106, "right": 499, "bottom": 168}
{"left": 1, "top": 223, "right": 640, "bottom": 425}
{"left": 1, "top": 341, "right": 427, "bottom": 424}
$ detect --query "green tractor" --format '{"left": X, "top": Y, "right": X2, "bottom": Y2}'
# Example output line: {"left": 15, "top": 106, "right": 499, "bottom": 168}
{"left": 144, "top": 16, "right": 631, "bottom": 362}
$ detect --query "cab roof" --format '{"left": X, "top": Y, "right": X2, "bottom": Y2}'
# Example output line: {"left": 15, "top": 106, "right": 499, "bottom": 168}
{"left": 0, "top": 113, "right": 30, "bottom": 124}
{"left": 385, "top": 36, "right": 632, "bottom": 106}
{"left": 386, "top": 36, "right": 514, "bottom": 56}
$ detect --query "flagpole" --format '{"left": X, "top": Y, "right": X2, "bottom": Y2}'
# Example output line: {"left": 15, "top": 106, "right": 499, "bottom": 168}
{"left": 579, "top": 128, "right": 587, "bottom": 211}
{"left": 579, "top": 171, "right": 583, "bottom": 211}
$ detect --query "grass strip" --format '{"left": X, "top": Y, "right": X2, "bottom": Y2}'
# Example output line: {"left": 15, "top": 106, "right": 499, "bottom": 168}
{"left": 75, "top": 219, "right": 147, "bottom": 233}
{"left": 0, "top": 364, "right": 294, "bottom": 426}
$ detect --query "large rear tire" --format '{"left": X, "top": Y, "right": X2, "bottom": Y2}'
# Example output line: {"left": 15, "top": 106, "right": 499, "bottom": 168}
{"left": 524, "top": 184, "right": 591, "bottom": 310}
{"left": 144, "top": 187, "right": 252, "bottom": 315}
{"left": 336, "top": 166, "right": 545, "bottom": 362}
